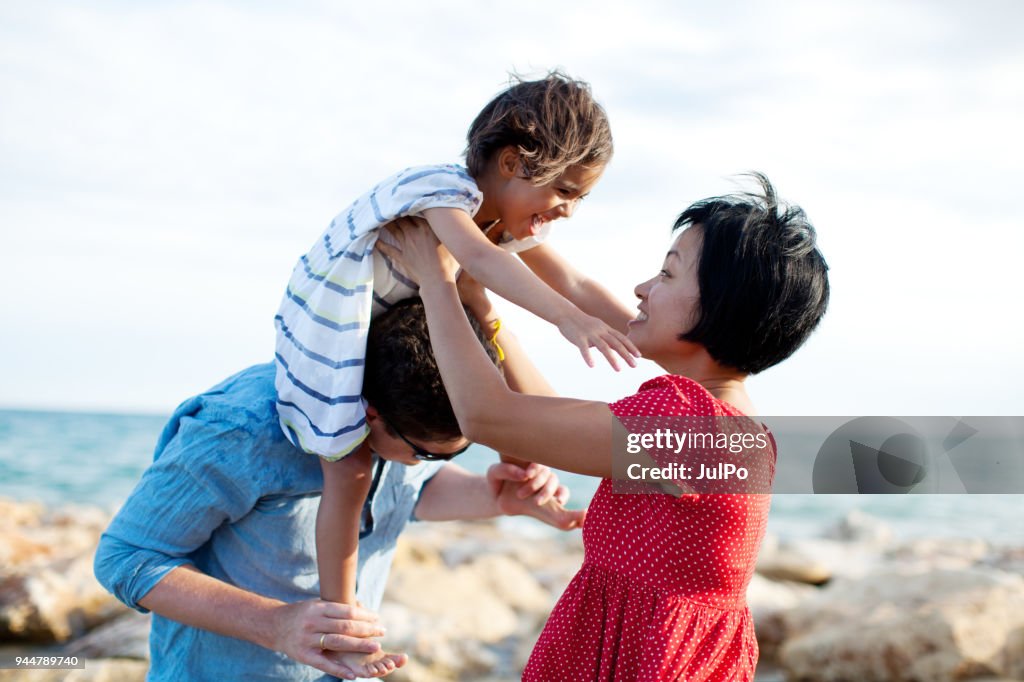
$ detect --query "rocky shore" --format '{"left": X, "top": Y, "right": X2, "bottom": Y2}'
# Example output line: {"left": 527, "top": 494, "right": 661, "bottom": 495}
{"left": 1, "top": 498, "right": 1022, "bottom": 681}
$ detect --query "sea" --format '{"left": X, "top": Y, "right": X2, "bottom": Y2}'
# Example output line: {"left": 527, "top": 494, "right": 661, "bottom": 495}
{"left": 1, "top": 409, "right": 1021, "bottom": 545}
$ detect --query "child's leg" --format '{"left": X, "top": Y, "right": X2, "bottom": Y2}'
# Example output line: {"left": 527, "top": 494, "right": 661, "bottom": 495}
{"left": 318, "top": 449, "right": 403, "bottom": 677}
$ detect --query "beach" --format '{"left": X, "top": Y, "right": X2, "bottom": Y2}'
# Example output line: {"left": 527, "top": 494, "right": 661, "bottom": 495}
{"left": 2, "top": 409, "right": 1023, "bottom": 680}
{"left": 2, "top": 496, "right": 1023, "bottom": 681}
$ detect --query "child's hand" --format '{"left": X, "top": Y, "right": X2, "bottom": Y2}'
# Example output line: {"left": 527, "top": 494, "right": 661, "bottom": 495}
{"left": 558, "top": 309, "right": 640, "bottom": 370}
{"left": 378, "top": 217, "right": 460, "bottom": 284}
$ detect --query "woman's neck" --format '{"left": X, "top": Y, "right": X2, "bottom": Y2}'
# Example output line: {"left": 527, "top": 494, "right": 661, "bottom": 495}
{"left": 656, "top": 351, "right": 755, "bottom": 414}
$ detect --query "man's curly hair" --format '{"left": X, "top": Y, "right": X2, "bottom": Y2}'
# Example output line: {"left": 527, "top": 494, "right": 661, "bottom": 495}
{"left": 363, "top": 298, "right": 500, "bottom": 442}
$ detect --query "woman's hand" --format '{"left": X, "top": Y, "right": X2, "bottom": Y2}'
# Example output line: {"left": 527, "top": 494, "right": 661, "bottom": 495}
{"left": 378, "top": 217, "right": 459, "bottom": 285}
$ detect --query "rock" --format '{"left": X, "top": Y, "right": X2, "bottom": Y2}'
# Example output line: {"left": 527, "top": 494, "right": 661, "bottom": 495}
{"left": 745, "top": 574, "right": 819, "bottom": 660}
{"left": 381, "top": 520, "right": 573, "bottom": 679}
{"left": 756, "top": 545, "right": 832, "bottom": 585}
{"left": 764, "top": 536, "right": 882, "bottom": 582}
{"left": 822, "top": 509, "right": 893, "bottom": 547}
{"left": 0, "top": 553, "right": 128, "bottom": 642}
{"left": 471, "top": 555, "right": 551, "bottom": 616}
{"left": 886, "top": 537, "right": 990, "bottom": 572}
{"left": 384, "top": 562, "right": 519, "bottom": 643}
{"left": 778, "top": 568, "right": 1024, "bottom": 681}
{"left": 63, "top": 611, "right": 151, "bottom": 659}
{"left": 0, "top": 499, "right": 127, "bottom": 642}
{"left": 980, "top": 545, "right": 1024, "bottom": 575}
{"left": 0, "top": 659, "right": 147, "bottom": 682}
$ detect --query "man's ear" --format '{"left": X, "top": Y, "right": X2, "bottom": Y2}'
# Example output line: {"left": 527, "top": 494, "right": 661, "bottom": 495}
{"left": 365, "top": 404, "right": 380, "bottom": 423}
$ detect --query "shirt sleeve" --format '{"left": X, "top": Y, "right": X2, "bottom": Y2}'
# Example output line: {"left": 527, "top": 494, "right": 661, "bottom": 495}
{"left": 94, "top": 415, "right": 265, "bottom": 612}
{"left": 373, "top": 165, "right": 483, "bottom": 221}
{"left": 273, "top": 165, "right": 482, "bottom": 461}
{"left": 609, "top": 376, "right": 695, "bottom": 418}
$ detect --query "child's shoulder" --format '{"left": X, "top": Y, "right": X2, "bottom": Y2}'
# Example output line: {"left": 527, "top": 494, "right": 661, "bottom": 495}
{"left": 360, "top": 164, "right": 482, "bottom": 218}
{"left": 384, "top": 164, "right": 478, "bottom": 190}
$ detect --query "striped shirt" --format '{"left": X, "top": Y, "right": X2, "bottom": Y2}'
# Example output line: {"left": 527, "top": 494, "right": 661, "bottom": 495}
{"left": 274, "top": 164, "right": 550, "bottom": 460}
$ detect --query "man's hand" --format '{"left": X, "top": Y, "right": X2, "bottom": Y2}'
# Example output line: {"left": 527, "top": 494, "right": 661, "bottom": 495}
{"left": 487, "top": 462, "right": 585, "bottom": 531}
{"left": 269, "top": 599, "right": 407, "bottom": 680}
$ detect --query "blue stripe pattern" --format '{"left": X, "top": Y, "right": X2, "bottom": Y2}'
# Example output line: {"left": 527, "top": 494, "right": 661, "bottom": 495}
{"left": 283, "top": 288, "right": 365, "bottom": 333}
{"left": 275, "top": 315, "right": 365, "bottom": 370}
{"left": 273, "top": 164, "right": 483, "bottom": 457}
{"left": 323, "top": 234, "right": 375, "bottom": 263}
{"left": 377, "top": 252, "right": 418, "bottom": 291}
{"left": 277, "top": 400, "right": 367, "bottom": 438}
{"left": 275, "top": 353, "right": 362, "bottom": 406}
{"left": 392, "top": 167, "right": 474, "bottom": 194}
{"left": 299, "top": 256, "right": 369, "bottom": 296}
{"left": 396, "top": 188, "right": 478, "bottom": 216}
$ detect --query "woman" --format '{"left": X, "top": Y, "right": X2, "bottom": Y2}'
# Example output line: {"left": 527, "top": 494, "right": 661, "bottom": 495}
{"left": 379, "top": 174, "right": 829, "bottom": 681}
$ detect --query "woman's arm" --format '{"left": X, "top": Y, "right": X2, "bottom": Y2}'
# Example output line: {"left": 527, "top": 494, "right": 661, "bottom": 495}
{"left": 519, "top": 242, "right": 636, "bottom": 332}
{"left": 378, "top": 222, "right": 615, "bottom": 479}
{"left": 421, "top": 207, "right": 638, "bottom": 369}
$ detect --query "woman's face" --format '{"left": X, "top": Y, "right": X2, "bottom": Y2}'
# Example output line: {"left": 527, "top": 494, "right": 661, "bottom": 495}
{"left": 627, "top": 227, "right": 702, "bottom": 362}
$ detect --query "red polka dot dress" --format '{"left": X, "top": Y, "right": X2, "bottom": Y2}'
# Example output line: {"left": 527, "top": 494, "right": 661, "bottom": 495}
{"left": 523, "top": 375, "right": 775, "bottom": 682}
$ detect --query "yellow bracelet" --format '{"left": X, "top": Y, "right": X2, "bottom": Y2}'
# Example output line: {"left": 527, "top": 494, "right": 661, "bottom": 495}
{"left": 487, "top": 319, "right": 505, "bottom": 362}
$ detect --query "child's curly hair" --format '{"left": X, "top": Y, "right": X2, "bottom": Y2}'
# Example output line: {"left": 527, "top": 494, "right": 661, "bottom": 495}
{"left": 465, "top": 71, "right": 613, "bottom": 185}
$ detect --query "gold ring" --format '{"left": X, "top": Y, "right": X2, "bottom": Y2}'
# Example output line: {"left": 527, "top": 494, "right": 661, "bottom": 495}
{"left": 319, "top": 633, "right": 327, "bottom": 650}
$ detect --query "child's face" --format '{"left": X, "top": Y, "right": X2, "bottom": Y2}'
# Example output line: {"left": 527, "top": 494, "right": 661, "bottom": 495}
{"left": 496, "top": 162, "right": 604, "bottom": 241}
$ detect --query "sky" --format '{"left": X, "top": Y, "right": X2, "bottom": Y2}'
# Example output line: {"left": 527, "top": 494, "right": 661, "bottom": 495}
{"left": 1, "top": 0, "right": 1021, "bottom": 417}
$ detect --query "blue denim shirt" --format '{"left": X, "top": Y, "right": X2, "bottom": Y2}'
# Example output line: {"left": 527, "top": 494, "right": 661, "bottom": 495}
{"left": 94, "top": 363, "right": 443, "bottom": 681}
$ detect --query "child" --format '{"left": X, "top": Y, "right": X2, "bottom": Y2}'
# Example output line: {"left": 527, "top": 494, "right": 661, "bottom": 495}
{"left": 273, "top": 72, "right": 636, "bottom": 677}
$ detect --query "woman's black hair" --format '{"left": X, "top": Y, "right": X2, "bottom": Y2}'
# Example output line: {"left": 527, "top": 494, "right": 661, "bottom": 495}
{"left": 675, "top": 173, "right": 830, "bottom": 374}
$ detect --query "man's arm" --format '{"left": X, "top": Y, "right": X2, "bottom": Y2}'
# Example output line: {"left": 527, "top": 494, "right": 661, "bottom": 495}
{"left": 93, "top": 414, "right": 388, "bottom": 680}
{"left": 413, "top": 462, "right": 584, "bottom": 530}
{"left": 136, "top": 564, "right": 384, "bottom": 678}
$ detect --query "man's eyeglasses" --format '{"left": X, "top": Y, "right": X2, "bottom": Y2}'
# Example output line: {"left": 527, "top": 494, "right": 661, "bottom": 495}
{"left": 386, "top": 419, "right": 471, "bottom": 461}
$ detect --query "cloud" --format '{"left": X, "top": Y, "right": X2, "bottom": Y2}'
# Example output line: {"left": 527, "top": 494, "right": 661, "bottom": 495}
{"left": 0, "top": 1, "right": 1020, "bottom": 413}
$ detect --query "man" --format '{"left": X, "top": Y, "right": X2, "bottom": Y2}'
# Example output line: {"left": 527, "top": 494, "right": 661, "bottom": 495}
{"left": 95, "top": 298, "right": 580, "bottom": 680}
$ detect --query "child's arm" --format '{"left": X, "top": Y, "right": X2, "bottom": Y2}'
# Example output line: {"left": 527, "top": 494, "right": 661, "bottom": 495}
{"left": 455, "top": 270, "right": 558, "bottom": 399}
{"left": 317, "top": 447, "right": 375, "bottom": 605}
{"left": 420, "top": 208, "right": 639, "bottom": 370}
{"left": 518, "top": 242, "right": 636, "bottom": 333}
